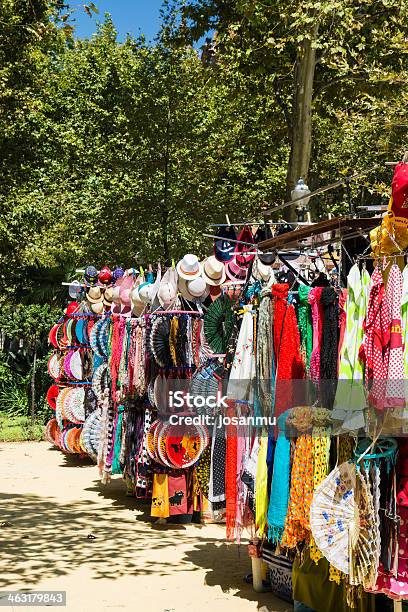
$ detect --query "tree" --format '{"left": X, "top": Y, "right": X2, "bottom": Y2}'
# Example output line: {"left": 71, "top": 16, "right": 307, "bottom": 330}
{"left": 174, "top": 0, "right": 408, "bottom": 218}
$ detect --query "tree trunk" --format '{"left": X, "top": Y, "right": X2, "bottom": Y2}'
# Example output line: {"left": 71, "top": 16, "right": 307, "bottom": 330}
{"left": 285, "top": 24, "right": 319, "bottom": 221}
{"left": 31, "top": 344, "right": 37, "bottom": 425}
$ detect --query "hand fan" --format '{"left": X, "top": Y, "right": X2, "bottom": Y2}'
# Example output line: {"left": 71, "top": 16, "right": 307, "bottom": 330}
{"left": 150, "top": 316, "right": 171, "bottom": 367}
{"left": 204, "top": 295, "right": 234, "bottom": 354}
{"left": 310, "top": 461, "right": 377, "bottom": 579}
{"left": 70, "top": 350, "right": 83, "bottom": 380}
{"left": 46, "top": 385, "right": 59, "bottom": 410}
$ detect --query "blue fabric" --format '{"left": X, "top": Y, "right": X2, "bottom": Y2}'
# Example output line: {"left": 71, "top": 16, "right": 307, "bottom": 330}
{"left": 111, "top": 405, "right": 124, "bottom": 475}
{"left": 267, "top": 409, "right": 291, "bottom": 543}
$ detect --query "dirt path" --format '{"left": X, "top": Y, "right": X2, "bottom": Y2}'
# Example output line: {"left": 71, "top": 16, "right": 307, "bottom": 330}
{"left": 0, "top": 442, "right": 292, "bottom": 612}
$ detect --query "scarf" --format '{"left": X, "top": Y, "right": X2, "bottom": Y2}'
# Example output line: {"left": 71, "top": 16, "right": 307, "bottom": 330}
{"left": 272, "top": 284, "right": 305, "bottom": 417}
{"left": 281, "top": 407, "right": 314, "bottom": 549}
{"left": 320, "top": 287, "right": 339, "bottom": 409}
{"left": 255, "top": 431, "right": 269, "bottom": 537}
{"left": 385, "top": 263, "right": 405, "bottom": 408}
{"left": 111, "top": 404, "right": 124, "bottom": 475}
{"left": 297, "top": 285, "right": 313, "bottom": 371}
{"left": 309, "top": 287, "right": 324, "bottom": 382}
{"left": 267, "top": 410, "right": 291, "bottom": 543}
{"left": 256, "top": 292, "right": 274, "bottom": 417}
{"left": 225, "top": 402, "right": 238, "bottom": 540}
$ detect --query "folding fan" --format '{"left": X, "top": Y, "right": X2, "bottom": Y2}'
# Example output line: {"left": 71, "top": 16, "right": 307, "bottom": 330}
{"left": 204, "top": 295, "right": 234, "bottom": 354}
{"left": 92, "top": 363, "right": 109, "bottom": 400}
{"left": 310, "top": 461, "right": 377, "bottom": 580}
{"left": 150, "top": 316, "right": 171, "bottom": 367}
{"left": 189, "top": 360, "right": 222, "bottom": 417}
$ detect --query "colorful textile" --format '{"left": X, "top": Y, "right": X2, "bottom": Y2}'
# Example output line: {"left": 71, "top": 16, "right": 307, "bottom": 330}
{"left": 309, "top": 287, "right": 324, "bottom": 382}
{"left": 168, "top": 474, "right": 188, "bottom": 515}
{"left": 297, "top": 285, "right": 313, "bottom": 371}
{"left": 227, "top": 305, "right": 256, "bottom": 402}
{"left": 255, "top": 431, "right": 269, "bottom": 537}
{"left": 385, "top": 263, "right": 405, "bottom": 408}
{"left": 320, "top": 287, "right": 339, "bottom": 409}
{"left": 267, "top": 410, "right": 291, "bottom": 543}
{"left": 273, "top": 284, "right": 305, "bottom": 417}
{"left": 225, "top": 404, "right": 238, "bottom": 540}
{"left": 281, "top": 432, "right": 314, "bottom": 549}
{"left": 360, "top": 267, "right": 390, "bottom": 410}
{"left": 151, "top": 473, "right": 170, "bottom": 518}
{"left": 402, "top": 265, "right": 408, "bottom": 378}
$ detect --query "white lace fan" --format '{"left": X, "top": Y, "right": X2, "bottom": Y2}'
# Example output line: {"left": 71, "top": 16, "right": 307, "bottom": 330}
{"left": 310, "top": 461, "right": 376, "bottom": 579}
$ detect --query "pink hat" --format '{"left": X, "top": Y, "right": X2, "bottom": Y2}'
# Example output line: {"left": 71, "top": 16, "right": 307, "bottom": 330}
{"left": 225, "top": 257, "right": 249, "bottom": 282}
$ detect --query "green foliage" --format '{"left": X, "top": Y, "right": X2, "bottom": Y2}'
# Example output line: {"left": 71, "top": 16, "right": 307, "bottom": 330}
{"left": 0, "top": 414, "right": 44, "bottom": 442}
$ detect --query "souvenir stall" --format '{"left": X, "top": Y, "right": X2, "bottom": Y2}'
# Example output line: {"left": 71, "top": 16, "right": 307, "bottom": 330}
{"left": 44, "top": 160, "right": 408, "bottom": 610}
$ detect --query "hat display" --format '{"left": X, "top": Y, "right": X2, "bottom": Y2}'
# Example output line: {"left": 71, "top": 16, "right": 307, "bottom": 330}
{"left": 214, "top": 226, "right": 237, "bottom": 263}
{"left": 225, "top": 257, "right": 249, "bottom": 282}
{"left": 130, "top": 281, "right": 145, "bottom": 317}
{"left": 201, "top": 256, "right": 226, "bottom": 286}
{"left": 90, "top": 302, "right": 104, "bottom": 315}
{"left": 158, "top": 268, "right": 178, "bottom": 308}
{"left": 177, "top": 254, "right": 202, "bottom": 280}
{"left": 234, "top": 225, "right": 255, "bottom": 267}
{"left": 103, "top": 286, "right": 114, "bottom": 308}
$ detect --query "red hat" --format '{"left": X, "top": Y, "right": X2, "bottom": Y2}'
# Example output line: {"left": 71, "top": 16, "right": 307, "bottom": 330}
{"left": 98, "top": 266, "right": 112, "bottom": 285}
{"left": 391, "top": 162, "right": 408, "bottom": 219}
{"left": 65, "top": 301, "right": 80, "bottom": 316}
{"left": 46, "top": 385, "right": 59, "bottom": 410}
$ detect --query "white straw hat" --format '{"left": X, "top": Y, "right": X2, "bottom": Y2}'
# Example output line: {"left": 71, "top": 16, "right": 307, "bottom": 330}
{"left": 176, "top": 254, "right": 202, "bottom": 280}
{"left": 179, "top": 277, "right": 209, "bottom": 301}
{"left": 158, "top": 268, "right": 178, "bottom": 308}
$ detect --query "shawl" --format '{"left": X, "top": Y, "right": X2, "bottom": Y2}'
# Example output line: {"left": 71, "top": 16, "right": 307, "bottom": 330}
{"left": 151, "top": 473, "right": 170, "bottom": 519}
{"left": 337, "top": 288, "right": 348, "bottom": 371}
{"left": 308, "top": 287, "right": 324, "bottom": 382}
{"left": 360, "top": 267, "right": 390, "bottom": 410}
{"left": 208, "top": 422, "right": 226, "bottom": 504}
{"left": 385, "top": 263, "right": 405, "bottom": 408}
{"left": 256, "top": 292, "right": 274, "bottom": 417}
{"left": 320, "top": 287, "right": 339, "bottom": 409}
{"left": 402, "top": 265, "right": 408, "bottom": 377}
{"left": 255, "top": 431, "right": 269, "bottom": 537}
{"left": 280, "top": 433, "right": 313, "bottom": 548}
{"left": 272, "top": 284, "right": 305, "bottom": 417}
{"left": 227, "top": 306, "right": 255, "bottom": 402}
{"left": 225, "top": 402, "right": 238, "bottom": 540}
{"left": 111, "top": 404, "right": 124, "bottom": 475}
{"left": 297, "top": 285, "right": 313, "bottom": 371}
{"left": 267, "top": 410, "right": 291, "bottom": 543}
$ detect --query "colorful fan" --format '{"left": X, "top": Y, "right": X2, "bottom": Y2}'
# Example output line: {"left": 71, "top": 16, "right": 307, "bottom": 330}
{"left": 150, "top": 316, "right": 171, "bottom": 367}
{"left": 46, "top": 385, "right": 59, "bottom": 410}
{"left": 48, "top": 353, "right": 61, "bottom": 380}
{"left": 310, "top": 461, "right": 377, "bottom": 580}
{"left": 204, "top": 295, "right": 234, "bottom": 354}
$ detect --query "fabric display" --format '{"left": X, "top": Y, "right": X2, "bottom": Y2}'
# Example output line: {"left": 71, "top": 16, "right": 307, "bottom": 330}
{"left": 43, "top": 167, "right": 408, "bottom": 611}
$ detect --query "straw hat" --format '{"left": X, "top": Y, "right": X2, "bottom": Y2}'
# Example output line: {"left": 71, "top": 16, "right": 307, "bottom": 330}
{"left": 179, "top": 277, "right": 209, "bottom": 301}
{"left": 103, "top": 286, "right": 114, "bottom": 308}
{"left": 90, "top": 302, "right": 104, "bottom": 315}
{"left": 87, "top": 286, "right": 103, "bottom": 304}
{"left": 201, "top": 256, "right": 226, "bottom": 286}
{"left": 130, "top": 283, "right": 145, "bottom": 317}
{"left": 176, "top": 254, "right": 202, "bottom": 280}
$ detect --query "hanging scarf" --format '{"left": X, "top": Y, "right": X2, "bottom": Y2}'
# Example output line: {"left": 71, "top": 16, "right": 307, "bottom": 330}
{"left": 297, "top": 285, "right": 313, "bottom": 371}
{"left": 256, "top": 292, "right": 274, "bottom": 417}
{"left": 255, "top": 430, "right": 269, "bottom": 537}
{"left": 111, "top": 404, "right": 124, "bottom": 475}
{"left": 281, "top": 407, "right": 314, "bottom": 549}
{"left": 267, "top": 410, "right": 291, "bottom": 543}
{"left": 151, "top": 473, "right": 170, "bottom": 519}
{"left": 209, "top": 422, "right": 226, "bottom": 504}
{"left": 320, "top": 287, "right": 339, "bottom": 409}
{"left": 360, "top": 267, "right": 390, "bottom": 410}
{"left": 385, "top": 263, "right": 405, "bottom": 408}
{"left": 308, "top": 287, "right": 324, "bottom": 383}
{"left": 272, "top": 284, "right": 305, "bottom": 418}
{"left": 225, "top": 401, "right": 238, "bottom": 540}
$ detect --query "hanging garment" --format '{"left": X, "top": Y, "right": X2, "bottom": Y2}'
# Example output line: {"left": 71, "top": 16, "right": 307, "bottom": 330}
{"left": 168, "top": 474, "right": 188, "bottom": 516}
{"left": 255, "top": 430, "right": 269, "bottom": 537}
{"left": 402, "top": 265, "right": 408, "bottom": 379}
{"left": 333, "top": 264, "right": 371, "bottom": 430}
{"left": 227, "top": 305, "right": 256, "bottom": 402}
{"left": 225, "top": 402, "right": 238, "bottom": 540}
{"left": 208, "top": 422, "right": 226, "bottom": 505}
{"left": 267, "top": 410, "right": 291, "bottom": 544}
{"left": 384, "top": 263, "right": 405, "bottom": 408}
{"left": 320, "top": 287, "right": 339, "bottom": 410}
{"left": 256, "top": 292, "right": 274, "bottom": 417}
{"left": 309, "top": 286, "right": 324, "bottom": 383}
{"left": 360, "top": 267, "right": 390, "bottom": 410}
{"left": 297, "top": 285, "right": 313, "bottom": 372}
{"left": 337, "top": 288, "right": 348, "bottom": 370}
{"left": 151, "top": 473, "right": 170, "bottom": 519}
{"left": 273, "top": 284, "right": 305, "bottom": 417}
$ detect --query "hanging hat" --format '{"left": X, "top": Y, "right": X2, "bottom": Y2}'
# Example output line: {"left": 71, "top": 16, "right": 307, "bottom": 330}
{"left": 179, "top": 277, "right": 209, "bottom": 301}
{"left": 234, "top": 225, "right": 255, "bottom": 266}
{"left": 86, "top": 286, "right": 103, "bottom": 304}
{"left": 258, "top": 251, "right": 276, "bottom": 266}
{"left": 130, "top": 283, "right": 145, "bottom": 317}
{"left": 158, "top": 268, "right": 178, "bottom": 308}
{"left": 46, "top": 385, "right": 59, "bottom": 410}
{"left": 201, "top": 256, "right": 226, "bottom": 286}
{"left": 214, "top": 226, "right": 237, "bottom": 262}
{"left": 253, "top": 224, "right": 273, "bottom": 244}
{"left": 204, "top": 295, "right": 234, "bottom": 354}
{"left": 146, "top": 266, "right": 162, "bottom": 306}
{"left": 111, "top": 285, "right": 121, "bottom": 305}
{"left": 98, "top": 266, "right": 112, "bottom": 285}
{"left": 68, "top": 280, "right": 83, "bottom": 300}
{"left": 225, "top": 257, "right": 249, "bottom": 282}
{"left": 103, "top": 287, "right": 114, "bottom": 308}
{"left": 119, "top": 274, "right": 134, "bottom": 308}
{"left": 176, "top": 254, "right": 202, "bottom": 280}
{"left": 138, "top": 281, "right": 153, "bottom": 304}
{"left": 252, "top": 256, "right": 273, "bottom": 283}
{"left": 112, "top": 267, "right": 125, "bottom": 282}
{"left": 90, "top": 302, "right": 104, "bottom": 315}
{"left": 84, "top": 265, "right": 98, "bottom": 286}
{"left": 209, "top": 285, "right": 222, "bottom": 302}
